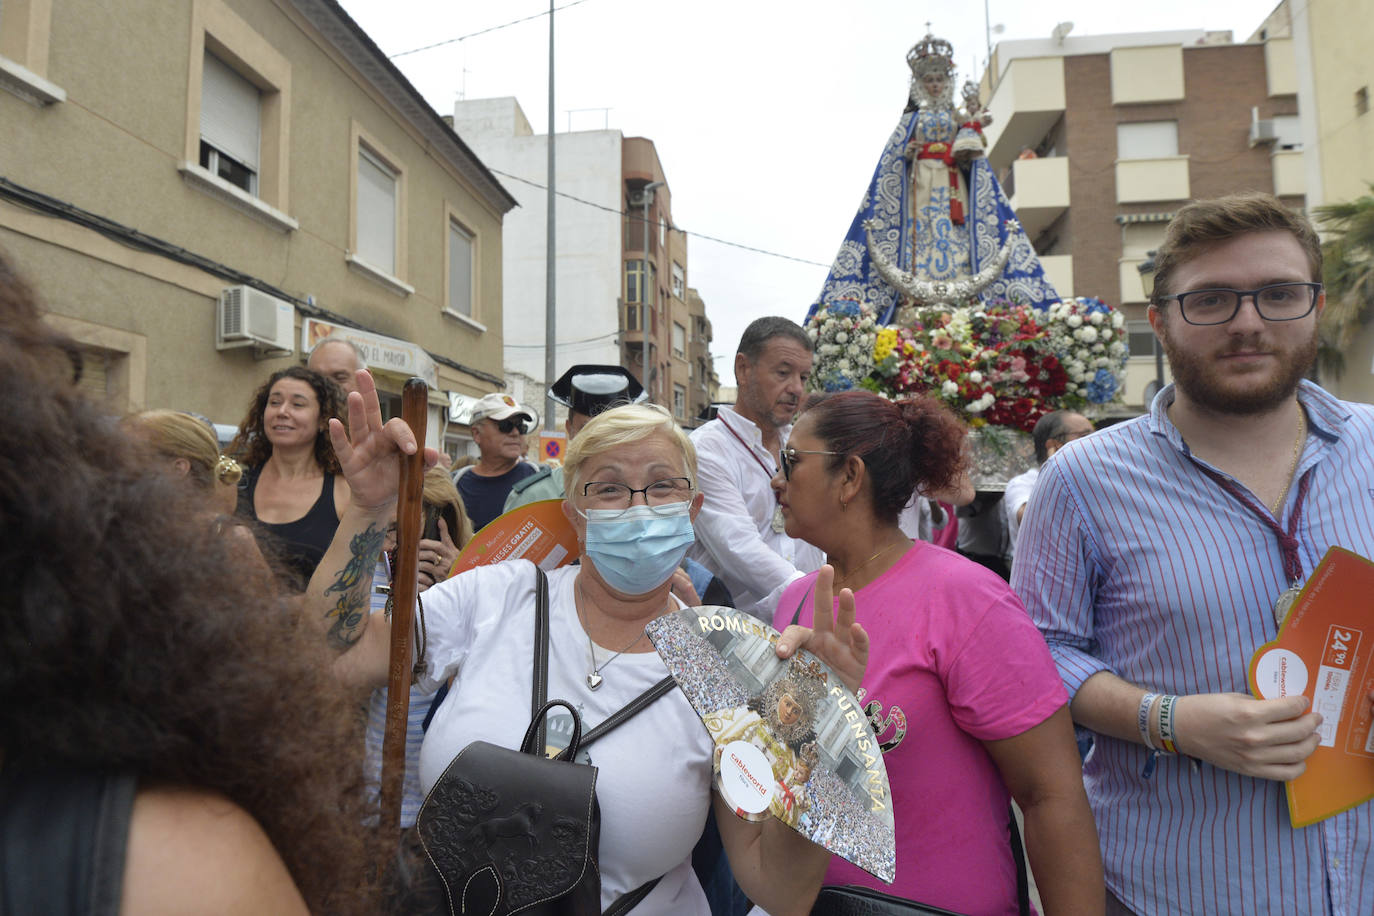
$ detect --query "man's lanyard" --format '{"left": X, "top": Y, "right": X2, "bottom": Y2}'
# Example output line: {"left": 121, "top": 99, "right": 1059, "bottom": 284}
{"left": 1195, "top": 465, "right": 1314, "bottom": 586}
{"left": 720, "top": 413, "right": 779, "bottom": 480}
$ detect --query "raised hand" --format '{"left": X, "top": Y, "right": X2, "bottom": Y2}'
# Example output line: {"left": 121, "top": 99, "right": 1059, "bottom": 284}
{"left": 1174, "top": 692, "right": 1322, "bottom": 781}
{"left": 775, "top": 565, "right": 869, "bottom": 695}
{"left": 328, "top": 370, "right": 438, "bottom": 511}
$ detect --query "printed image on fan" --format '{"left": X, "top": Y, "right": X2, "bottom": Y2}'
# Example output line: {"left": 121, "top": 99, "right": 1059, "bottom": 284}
{"left": 646, "top": 606, "right": 896, "bottom": 883}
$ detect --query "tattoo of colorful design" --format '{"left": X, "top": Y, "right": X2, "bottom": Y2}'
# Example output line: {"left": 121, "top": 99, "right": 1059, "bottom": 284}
{"left": 323, "top": 523, "right": 387, "bottom": 649}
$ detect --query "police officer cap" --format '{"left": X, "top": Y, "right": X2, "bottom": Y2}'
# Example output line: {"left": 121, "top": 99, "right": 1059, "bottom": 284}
{"left": 549, "top": 365, "right": 646, "bottom": 417}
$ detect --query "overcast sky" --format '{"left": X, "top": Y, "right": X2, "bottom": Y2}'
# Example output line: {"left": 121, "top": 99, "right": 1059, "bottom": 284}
{"left": 337, "top": 0, "right": 1281, "bottom": 387}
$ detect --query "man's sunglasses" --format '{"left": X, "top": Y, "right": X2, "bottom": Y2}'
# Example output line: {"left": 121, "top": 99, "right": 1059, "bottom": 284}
{"left": 493, "top": 417, "right": 530, "bottom": 434}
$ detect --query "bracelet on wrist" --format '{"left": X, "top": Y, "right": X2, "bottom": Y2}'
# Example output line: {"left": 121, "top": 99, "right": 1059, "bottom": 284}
{"left": 1137, "top": 692, "right": 1160, "bottom": 751}
{"left": 1157, "top": 694, "right": 1179, "bottom": 755}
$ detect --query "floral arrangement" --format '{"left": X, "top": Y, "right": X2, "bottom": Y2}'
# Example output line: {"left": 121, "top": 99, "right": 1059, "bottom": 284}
{"left": 805, "top": 297, "right": 1127, "bottom": 433}
{"left": 805, "top": 300, "right": 880, "bottom": 392}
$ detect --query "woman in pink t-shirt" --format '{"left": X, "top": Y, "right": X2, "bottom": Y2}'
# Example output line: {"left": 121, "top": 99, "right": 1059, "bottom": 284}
{"left": 771, "top": 390, "right": 1102, "bottom": 915}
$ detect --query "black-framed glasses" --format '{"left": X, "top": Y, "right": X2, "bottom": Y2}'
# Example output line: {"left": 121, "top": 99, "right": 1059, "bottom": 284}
{"left": 494, "top": 417, "right": 530, "bottom": 434}
{"left": 1155, "top": 282, "right": 1321, "bottom": 326}
{"left": 779, "top": 446, "right": 843, "bottom": 480}
{"left": 580, "top": 477, "right": 694, "bottom": 517}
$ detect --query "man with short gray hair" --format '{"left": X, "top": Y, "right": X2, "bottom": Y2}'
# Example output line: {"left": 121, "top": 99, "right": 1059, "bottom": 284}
{"left": 308, "top": 337, "right": 368, "bottom": 396}
{"left": 689, "top": 317, "right": 824, "bottom": 619}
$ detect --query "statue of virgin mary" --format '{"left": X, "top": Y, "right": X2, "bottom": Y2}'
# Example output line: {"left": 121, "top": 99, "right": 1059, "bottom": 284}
{"left": 811, "top": 33, "right": 1059, "bottom": 325}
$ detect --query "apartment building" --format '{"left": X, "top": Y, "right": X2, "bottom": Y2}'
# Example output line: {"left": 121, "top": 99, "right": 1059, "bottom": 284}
{"left": 0, "top": 0, "right": 516, "bottom": 452}
{"left": 980, "top": 27, "right": 1303, "bottom": 410}
{"left": 451, "top": 97, "right": 718, "bottom": 429}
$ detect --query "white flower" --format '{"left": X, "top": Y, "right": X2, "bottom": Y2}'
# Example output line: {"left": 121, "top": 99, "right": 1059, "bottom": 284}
{"left": 968, "top": 371, "right": 984, "bottom": 384}
{"left": 1109, "top": 341, "right": 1126, "bottom": 357}
{"left": 1066, "top": 315, "right": 1083, "bottom": 328}
{"left": 1079, "top": 326, "right": 1099, "bottom": 343}
{"left": 836, "top": 331, "right": 849, "bottom": 344}
{"left": 1112, "top": 312, "right": 1125, "bottom": 329}
{"left": 1090, "top": 311, "right": 1105, "bottom": 325}
{"left": 1068, "top": 360, "right": 1086, "bottom": 376}
{"left": 941, "top": 380, "right": 959, "bottom": 396}
{"left": 836, "top": 359, "right": 850, "bottom": 371}
{"left": 1096, "top": 356, "right": 1110, "bottom": 368}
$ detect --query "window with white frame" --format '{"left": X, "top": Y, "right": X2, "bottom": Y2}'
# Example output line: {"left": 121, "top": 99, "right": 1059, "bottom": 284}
{"left": 447, "top": 218, "right": 474, "bottom": 318}
{"left": 1117, "top": 121, "right": 1178, "bottom": 160}
{"left": 673, "top": 384, "right": 686, "bottom": 419}
{"left": 199, "top": 51, "right": 261, "bottom": 195}
{"left": 357, "top": 146, "right": 398, "bottom": 276}
{"left": 671, "top": 262, "right": 685, "bottom": 299}
{"left": 672, "top": 323, "right": 686, "bottom": 359}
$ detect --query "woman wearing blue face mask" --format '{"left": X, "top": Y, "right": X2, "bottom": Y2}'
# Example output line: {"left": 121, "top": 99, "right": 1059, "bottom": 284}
{"left": 311, "top": 390, "right": 870, "bottom": 916}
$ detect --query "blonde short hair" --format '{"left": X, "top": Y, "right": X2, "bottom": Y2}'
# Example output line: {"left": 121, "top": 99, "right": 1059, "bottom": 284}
{"left": 561, "top": 403, "right": 696, "bottom": 498}
{"left": 126, "top": 409, "right": 242, "bottom": 493}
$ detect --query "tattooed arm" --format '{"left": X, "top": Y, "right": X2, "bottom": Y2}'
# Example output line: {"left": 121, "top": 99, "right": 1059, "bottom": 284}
{"left": 304, "top": 368, "right": 438, "bottom": 680}
{"left": 317, "top": 521, "right": 389, "bottom": 649}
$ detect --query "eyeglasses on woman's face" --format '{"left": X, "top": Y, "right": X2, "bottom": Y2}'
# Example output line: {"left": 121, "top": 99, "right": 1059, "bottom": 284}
{"left": 579, "top": 477, "right": 694, "bottom": 518}
{"left": 778, "top": 446, "right": 843, "bottom": 481}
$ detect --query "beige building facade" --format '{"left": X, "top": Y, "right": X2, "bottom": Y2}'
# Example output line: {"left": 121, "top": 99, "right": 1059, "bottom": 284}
{"left": 1281, "top": 0, "right": 1374, "bottom": 403}
{"left": 0, "top": 0, "right": 516, "bottom": 451}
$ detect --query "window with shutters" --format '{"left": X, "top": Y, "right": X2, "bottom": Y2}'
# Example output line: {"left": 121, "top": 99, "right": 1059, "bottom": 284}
{"left": 347, "top": 122, "right": 411, "bottom": 295}
{"left": 180, "top": 0, "right": 293, "bottom": 230}
{"left": 444, "top": 207, "right": 482, "bottom": 330}
{"left": 200, "top": 51, "right": 260, "bottom": 195}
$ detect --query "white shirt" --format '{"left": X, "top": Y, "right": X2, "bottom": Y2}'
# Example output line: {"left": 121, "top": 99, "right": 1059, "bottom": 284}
{"left": 417, "top": 561, "right": 713, "bottom": 915}
{"left": 688, "top": 407, "right": 825, "bottom": 619}
{"left": 1002, "top": 466, "right": 1040, "bottom": 563}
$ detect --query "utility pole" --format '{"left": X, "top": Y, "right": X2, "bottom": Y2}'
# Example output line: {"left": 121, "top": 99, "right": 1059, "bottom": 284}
{"left": 543, "top": 0, "right": 556, "bottom": 430}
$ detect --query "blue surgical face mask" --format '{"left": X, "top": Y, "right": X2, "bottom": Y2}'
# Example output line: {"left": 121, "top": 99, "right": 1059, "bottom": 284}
{"left": 580, "top": 503, "right": 695, "bottom": 595}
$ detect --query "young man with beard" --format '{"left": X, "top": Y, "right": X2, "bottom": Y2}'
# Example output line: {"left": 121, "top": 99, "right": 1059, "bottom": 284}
{"left": 1011, "top": 192, "right": 1374, "bottom": 914}
{"left": 689, "top": 317, "right": 824, "bottom": 620}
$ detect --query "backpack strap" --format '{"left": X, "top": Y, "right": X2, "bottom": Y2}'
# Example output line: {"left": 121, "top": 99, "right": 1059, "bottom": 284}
{"left": 604, "top": 875, "right": 662, "bottom": 916}
{"left": 582, "top": 676, "right": 677, "bottom": 749}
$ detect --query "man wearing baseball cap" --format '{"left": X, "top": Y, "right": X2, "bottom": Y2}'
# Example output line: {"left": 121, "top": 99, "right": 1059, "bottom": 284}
{"left": 454, "top": 392, "right": 538, "bottom": 531}
{"left": 503, "top": 365, "right": 646, "bottom": 512}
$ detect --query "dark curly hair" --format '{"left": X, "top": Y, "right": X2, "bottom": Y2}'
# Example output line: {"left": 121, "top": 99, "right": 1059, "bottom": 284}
{"left": 803, "top": 390, "right": 968, "bottom": 524}
{"left": 229, "top": 365, "right": 346, "bottom": 472}
{"left": 0, "top": 256, "right": 379, "bottom": 913}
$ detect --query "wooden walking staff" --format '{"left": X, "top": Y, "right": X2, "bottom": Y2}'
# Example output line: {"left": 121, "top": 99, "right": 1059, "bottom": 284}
{"left": 379, "top": 377, "right": 428, "bottom": 838}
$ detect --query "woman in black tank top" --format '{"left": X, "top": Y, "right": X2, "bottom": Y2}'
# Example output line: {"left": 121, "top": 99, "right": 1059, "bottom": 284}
{"left": 229, "top": 366, "right": 348, "bottom": 591}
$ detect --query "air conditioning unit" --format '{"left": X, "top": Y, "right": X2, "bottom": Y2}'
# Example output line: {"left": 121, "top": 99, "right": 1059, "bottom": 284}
{"left": 627, "top": 190, "right": 650, "bottom": 207}
{"left": 216, "top": 285, "right": 295, "bottom": 354}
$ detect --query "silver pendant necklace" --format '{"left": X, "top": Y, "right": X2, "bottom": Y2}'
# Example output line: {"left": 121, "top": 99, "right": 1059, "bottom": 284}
{"left": 575, "top": 578, "right": 648, "bottom": 690}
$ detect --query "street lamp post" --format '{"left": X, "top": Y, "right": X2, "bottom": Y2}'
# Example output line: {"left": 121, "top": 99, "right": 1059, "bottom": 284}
{"left": 1137, "top": 251, "right": 1165, "bottom": 399}
{"left": 640, "top": 180, "right": 665, "bottom": 400}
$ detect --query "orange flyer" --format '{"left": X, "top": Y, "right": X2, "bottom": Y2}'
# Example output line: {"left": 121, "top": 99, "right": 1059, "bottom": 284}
{"left": 1248, "top": 546, "right": 1374, "bottom": 827}
{"left": 448, "top": 499, "right": 578, "bottom": 576}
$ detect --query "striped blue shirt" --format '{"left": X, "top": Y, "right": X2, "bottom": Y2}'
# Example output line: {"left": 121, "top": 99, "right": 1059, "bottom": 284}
{"left": 1012, "top": 380, "right": 1374, "bottom": 915}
